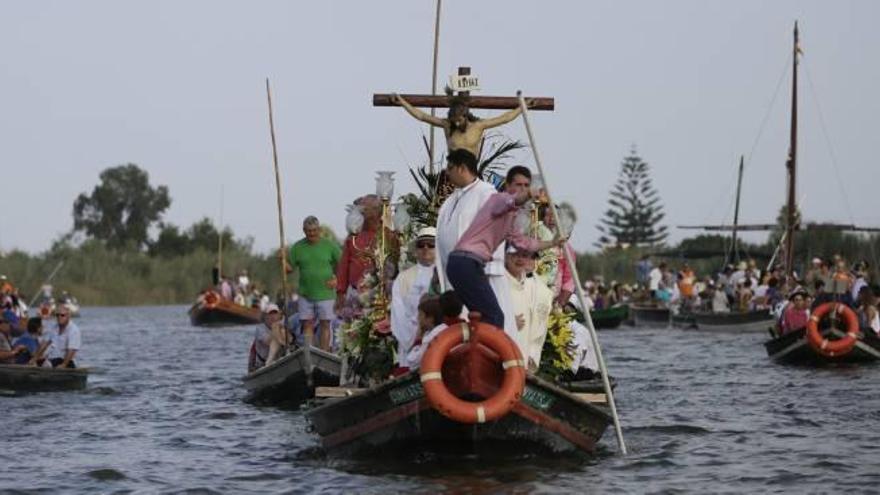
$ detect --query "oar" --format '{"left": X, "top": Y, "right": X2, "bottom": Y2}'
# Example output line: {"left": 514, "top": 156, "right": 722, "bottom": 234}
{"left": 518, "top": 92, "right": 628, "bottom": 455}
{"left": 27, "top": 261, "right": 65, "bottom": 309}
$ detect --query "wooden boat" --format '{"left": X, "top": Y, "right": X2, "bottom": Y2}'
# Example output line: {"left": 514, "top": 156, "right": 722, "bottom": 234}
{"left": 243, "top": 346, "right": 341, "bottom": 407}
{"left": 306, "top": 320, "right": 613, "bottom": 456}
{"left": 188, "top": 291, "right": 261, "bottom": 327}
{"left": 307, "top": 371, "right": 611, "bottom": 456}
{"left": 765, "top": 326, "right": 880, "bottom": 365}
{"left": 672, "top": 309, "right": 774, "bottom": 332}
{"left": 590, "top": 305, "right": 629, "bottom": 330}
{"left": 630, "top": 304, "right": 670, "bottom": 327}
{"left": 0, "top": 364, "right": 89, "bottom": 392}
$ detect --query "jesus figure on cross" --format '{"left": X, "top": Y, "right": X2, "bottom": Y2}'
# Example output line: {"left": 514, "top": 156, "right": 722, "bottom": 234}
{"left": 391, "top": 89, "right": 534, "bottom": 158}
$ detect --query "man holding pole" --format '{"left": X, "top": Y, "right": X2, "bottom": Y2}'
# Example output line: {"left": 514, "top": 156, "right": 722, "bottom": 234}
{"left": 288, "top": 216, "right": 340, "bottom": 351}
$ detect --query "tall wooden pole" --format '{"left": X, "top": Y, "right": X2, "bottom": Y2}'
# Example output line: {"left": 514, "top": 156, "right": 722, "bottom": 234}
{"left": 217, "top": 186, "right": 224, "bottom": 281}
{"left": 427, "top": 0, "right": 442, "bottom": 173}
{"left": 265, "top": 79, "right": 290, "bottom": 304}
{"left": 518, "top": 93, "right": 627, "bottom": 455}
{"left": 727, "top": 155, "right": 744, "bottom": 266}
{"left": 783, "top": 22, "right": 799, "bottom": 281}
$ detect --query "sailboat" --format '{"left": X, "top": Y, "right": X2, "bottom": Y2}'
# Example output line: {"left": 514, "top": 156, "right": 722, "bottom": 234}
{"left": 673, "top": 156, "right": 776, "bottom": 332}
{"left": 760, "top": 23, "right": 880, "bottom": 364}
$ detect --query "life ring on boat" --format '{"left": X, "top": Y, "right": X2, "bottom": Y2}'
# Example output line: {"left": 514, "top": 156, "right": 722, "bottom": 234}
{"left": 39, "top": 304, "right": 52, "bottom": 319}
{"left": 203, "top": 291, "right": 219, "bottom": 309}
{"left": 420, "top": 320, "right": 526, "bottom": 424}
{"left": 806, "top": 302, "right": 860, "bottom": 357}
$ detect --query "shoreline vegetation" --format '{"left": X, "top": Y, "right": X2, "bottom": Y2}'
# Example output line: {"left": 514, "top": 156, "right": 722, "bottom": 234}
{"left": 4, "top": 160, "right": 878, "bottom": 307}
{"left": 3, "top": 231, "right": 878, "bottom": 307}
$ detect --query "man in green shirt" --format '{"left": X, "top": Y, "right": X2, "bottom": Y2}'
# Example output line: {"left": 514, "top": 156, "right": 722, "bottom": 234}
{"left": 289, "top": 216, "right": 341, "bottom": 351}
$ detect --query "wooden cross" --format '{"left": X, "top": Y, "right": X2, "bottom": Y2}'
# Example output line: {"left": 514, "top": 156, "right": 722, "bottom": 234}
{"left": 373, "top": 66, "right": 554, "bottom": 111}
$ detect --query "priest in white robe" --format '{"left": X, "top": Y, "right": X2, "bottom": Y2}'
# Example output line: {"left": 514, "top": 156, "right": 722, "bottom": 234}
{"left": 504, "top": 245, "right": 554, "bottom": 371}
{"left": 390, "top": 227, "right": 437, "bottom": 364}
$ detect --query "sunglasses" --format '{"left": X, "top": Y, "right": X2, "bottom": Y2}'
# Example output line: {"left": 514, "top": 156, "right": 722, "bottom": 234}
{"left": 56, "top": 314, "right": 70, "bottom": 318}
{"left": 416, "top": 242, "right": 435, "bottom": 249}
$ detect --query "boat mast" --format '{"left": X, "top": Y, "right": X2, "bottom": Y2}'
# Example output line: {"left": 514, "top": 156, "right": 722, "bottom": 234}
{"left": 783, "top": 21, "right": 799, "bottom": 282}
{"left": 727, "top": 155, "right": 745, "bottom": 266}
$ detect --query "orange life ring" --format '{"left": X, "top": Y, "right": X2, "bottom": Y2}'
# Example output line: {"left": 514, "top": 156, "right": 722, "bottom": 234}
{"left": 806, "top": 302, "right": 860, "bottom": 357}
{"left": 420, "top": 321, "right": 526, "bottom": 424}
{"left": 39, "top": 305, "right": 52, "bottom": 318}
{"left": 203, "top": 291, "right": 219, "bottom": 309}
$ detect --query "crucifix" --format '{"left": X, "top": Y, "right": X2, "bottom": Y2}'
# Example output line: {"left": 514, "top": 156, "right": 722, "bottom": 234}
{"left": 374, "top": 67, "right": 554, "bottom": 159}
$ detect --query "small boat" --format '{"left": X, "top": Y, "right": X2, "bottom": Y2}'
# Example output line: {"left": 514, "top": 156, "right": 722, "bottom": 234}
{"left": 243, "top": 346, "right": 342, "bottom": 407}
{"left": 765, "top": 326, "right": 880, "bottom": 365}
{"left": 589, "top": 305, "right": 629, "bottom": 330}
{"left": 306, "top": 320, "right": 613, "bottom": 456}
{"left": 0, "top": 364, "right": 89, "bottom": 392}
{"left": 672, "top": 309, "right": 774, "bottom": 332}
{"left": 630, "top": 304, "right": 670, "bottom": 327}
{"left": 188, "top": 290, "right": 262, "bottom": 327}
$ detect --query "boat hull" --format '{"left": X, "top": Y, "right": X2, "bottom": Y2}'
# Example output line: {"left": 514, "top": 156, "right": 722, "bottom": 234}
{"left": 0, "top": 364, "right": 88, "bottom": 392}
{"left": 189, "top": 301, "right": 262, "bottom": 327}
{"left": 765, "top": 327, "right": 880, "bottom": 365}
{"left": 590, "top": 305, "right": 629, "bottom": 330}
{"left": 243, "top": 347, "right": 341, "bottom": 407}
{"left": 306, "top": 372, "right": 612, "bottom": 456}
{"left": 630, "top": 305, "right": 670, "bottom": 327}
{"left": 672, "top": 310, "right": 775, "bottom": 332}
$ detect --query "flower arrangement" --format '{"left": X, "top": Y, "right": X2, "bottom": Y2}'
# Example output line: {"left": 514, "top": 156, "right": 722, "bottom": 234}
{"left": 539, "top": 308, "right": 578, "bottom": 380}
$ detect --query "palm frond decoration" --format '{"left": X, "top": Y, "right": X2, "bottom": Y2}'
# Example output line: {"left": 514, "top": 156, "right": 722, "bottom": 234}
{"left": 403, "top": 133, "right": 526, "bottom": 229}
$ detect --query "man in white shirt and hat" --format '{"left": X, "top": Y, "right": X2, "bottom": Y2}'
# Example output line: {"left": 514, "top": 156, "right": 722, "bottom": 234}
{"left": 45, "top": 304, "right": 81, "bottom": 368}
{"left": 390, "top": 227, "right": 437, "bottom": 365}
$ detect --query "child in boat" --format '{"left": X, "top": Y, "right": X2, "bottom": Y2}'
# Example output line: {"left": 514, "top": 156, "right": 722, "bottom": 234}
{"left": 404, "top": 291, "right": 464, "bottom": 370}
{"left": 12, "top": 317, "right": 42, "bottom": 365}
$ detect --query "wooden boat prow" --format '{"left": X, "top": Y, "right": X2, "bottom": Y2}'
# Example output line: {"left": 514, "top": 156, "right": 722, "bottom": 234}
{"left": 0, "top": 364, "right": 89, "bottom": 392}
{"left": 243, "top": 346, "right": 341, "bottom": 407}
{"left": 188, "top": 292, "right": 262, "bottom": 327}
{"left": 765, "top": 327, "right": 880, "bottom": 365}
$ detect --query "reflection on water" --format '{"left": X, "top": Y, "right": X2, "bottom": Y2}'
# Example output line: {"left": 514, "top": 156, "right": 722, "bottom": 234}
{"left": 3, "top": 306, "right": 878, "bottom": 492}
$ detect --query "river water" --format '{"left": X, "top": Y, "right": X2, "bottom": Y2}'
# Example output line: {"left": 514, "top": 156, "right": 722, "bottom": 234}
{"left": 3, "top": 305, "right": 878, "bottom": 493}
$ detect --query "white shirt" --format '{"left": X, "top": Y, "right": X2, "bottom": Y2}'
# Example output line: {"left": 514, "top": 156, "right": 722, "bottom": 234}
{"left": 390, "top": 263, "right": 434, "bottom": 362}
{"left": 569, "top": 320, "right": 599, "bottom": 372}
{"left": 436, "top": 179, "right": 504, "bottom": 288}
{"left": 404, "top": 323, "right": 448, "bottom": 369}
{"left": 506, "top": 271, "right": 553, "bottom": 368}
{"left": 46, "top": 321, "right": 81, "bottom": 360}
{"left": 649, "top": 268, "right": 662, "bottom": 291}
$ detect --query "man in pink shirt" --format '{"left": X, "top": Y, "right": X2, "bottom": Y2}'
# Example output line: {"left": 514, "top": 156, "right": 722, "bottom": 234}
{"left": 446, "top": 187, "right": 563, "bottom": 329}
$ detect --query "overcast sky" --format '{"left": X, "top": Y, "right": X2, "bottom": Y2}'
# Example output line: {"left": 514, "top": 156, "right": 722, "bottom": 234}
{"left": 2, "top": 0, "right": 878, "bottom": 254}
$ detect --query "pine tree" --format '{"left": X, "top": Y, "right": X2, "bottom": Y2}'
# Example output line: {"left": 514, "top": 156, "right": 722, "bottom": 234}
{"left": 596, "top": 148, "right": 668, "bottom": 248}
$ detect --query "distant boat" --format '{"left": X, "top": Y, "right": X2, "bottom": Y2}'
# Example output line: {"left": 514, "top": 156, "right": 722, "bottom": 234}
{"left": 242, "top": 346, "right": 341, "bottom": 407}
{"left": 761, "top": 24, "right": 880, "bottom": 364}
{"left": 589, "top": 305, "right": 630, "bottom": 330}
{"left": 630, "top": 304, "right": 670, "bottom": 327}
{"left": 673, "top": 309, "right": 774, "bottom": 332}
{"left": 0, "top": 364, "right": 88, "bottom": 393}
{"left": 766, "top": 324, "right": 880, "bottom": 364}
{"left": 188, "top": 290, "right": 262, "bottom": 327}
